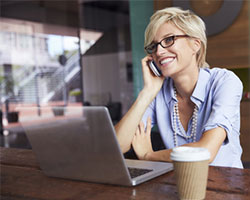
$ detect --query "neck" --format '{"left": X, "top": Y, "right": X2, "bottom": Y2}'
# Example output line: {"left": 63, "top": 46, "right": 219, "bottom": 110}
{"left": 173, "top": 66, "right": 199, "bottom": 99}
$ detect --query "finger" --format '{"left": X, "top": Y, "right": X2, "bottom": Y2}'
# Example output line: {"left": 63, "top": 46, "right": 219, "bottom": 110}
{"left": 146, "top": 117, "right": 152, "bottom": 135}
{"left": 132, "top": 134, "right": 136, "bottom": 143}
{"left": 135, "top": 126, "right": 140, "bottom": 136}
{"left": 139, "top": 121, "right": 145, "bottom": 134}
{"left": 139, "top": 121, "right": 145, "bottom": 135}
{"left": 141, "top": 55, "right": 153, "bottom": 65}
{"left": 141, "top": 56, "right": 153, "bottom": 72}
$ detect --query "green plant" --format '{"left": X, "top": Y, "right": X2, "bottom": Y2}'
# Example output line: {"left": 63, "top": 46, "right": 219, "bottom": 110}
{"left": 0, "top": 75, "right": 4, "bottom": 83}
{"left": 69, "top": 89, "right": 82, "bottom": 96}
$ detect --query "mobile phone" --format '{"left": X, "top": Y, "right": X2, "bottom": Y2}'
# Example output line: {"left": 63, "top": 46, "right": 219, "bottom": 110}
{"left": 149, "top": 61, "right": 162, "bottom": 77}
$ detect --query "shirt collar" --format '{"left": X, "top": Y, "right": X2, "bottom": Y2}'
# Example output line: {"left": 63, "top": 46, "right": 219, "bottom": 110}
{"left": 163, "top": 68, "right": 210, "bottom": 105}
{"left": 191, "top": 68, "right": 211, "bottom": 103}
{"left": 164, "top": 78, "right": 176, "bottom": 105}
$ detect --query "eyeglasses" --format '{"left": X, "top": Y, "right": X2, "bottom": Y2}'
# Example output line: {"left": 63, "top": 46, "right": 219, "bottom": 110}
{"left": 144, "top": 35, "right": 189, "bottom": 54}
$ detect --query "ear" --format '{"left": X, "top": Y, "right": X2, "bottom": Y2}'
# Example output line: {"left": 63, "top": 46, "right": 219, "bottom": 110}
{"left": 191, "top": 39, "right": 201, "bottom": 54}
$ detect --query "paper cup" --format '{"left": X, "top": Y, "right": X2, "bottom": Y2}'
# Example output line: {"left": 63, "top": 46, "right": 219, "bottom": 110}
{"left": 170, "top": 147, "right": 210, "bottom": 200}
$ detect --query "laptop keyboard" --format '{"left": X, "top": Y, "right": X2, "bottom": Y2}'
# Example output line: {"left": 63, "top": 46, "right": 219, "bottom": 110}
{"left": 128, "top": 167, "right": 153, "bottom": 179}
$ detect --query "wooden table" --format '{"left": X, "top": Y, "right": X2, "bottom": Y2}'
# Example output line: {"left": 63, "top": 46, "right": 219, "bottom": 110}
{"left": 1, "top": 147, "right": 250, "bottom": 200}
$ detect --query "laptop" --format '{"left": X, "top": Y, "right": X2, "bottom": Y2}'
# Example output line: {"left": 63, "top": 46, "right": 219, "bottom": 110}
{"left": 21, "top": 106, "right": 173, "bottom": 186}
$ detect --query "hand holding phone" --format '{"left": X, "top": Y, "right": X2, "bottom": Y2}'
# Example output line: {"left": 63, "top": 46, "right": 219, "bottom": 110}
{"left": 149, "top": 61, "right": 162, "bottom": 77}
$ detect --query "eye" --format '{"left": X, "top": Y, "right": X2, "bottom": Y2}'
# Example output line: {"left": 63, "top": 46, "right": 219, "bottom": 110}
{"left": 146, "top": 43, "right": 156, "bottom": 52}
{"left": 163, "top": 36, "right": 174, "bottom": 45}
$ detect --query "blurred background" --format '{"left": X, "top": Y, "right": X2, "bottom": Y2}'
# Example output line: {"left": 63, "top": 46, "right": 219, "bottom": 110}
{"left": 0, "top": 0, "right": 249, "bottom": 167}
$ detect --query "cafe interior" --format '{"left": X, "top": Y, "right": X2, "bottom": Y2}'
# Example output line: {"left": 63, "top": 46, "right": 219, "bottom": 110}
{"left": 0, "top": 0, "right": 250, "bottom": 199}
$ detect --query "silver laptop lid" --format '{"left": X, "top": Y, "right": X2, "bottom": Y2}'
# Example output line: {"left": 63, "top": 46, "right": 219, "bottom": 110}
{"left": 22, "top": 106, "right": 133, "bottom": 185}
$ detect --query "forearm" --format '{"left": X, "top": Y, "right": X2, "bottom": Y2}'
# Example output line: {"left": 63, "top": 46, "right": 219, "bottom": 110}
{"left": 144, "top": 142, "right": 215, "bottom": 163}
{"left": 115, "top": 55, "right": 165, "bottom": 153}
{"left": 182, "top": 127, "right": 226, "bottom": 163}
{"left": 144, "top": 127, "right": 226, "bottom": 163}
{"left": 144, "top": 149, "right": 173, "bottom": 162}
{"left": 115, "top": 89, "right": 155, "bottom": 153}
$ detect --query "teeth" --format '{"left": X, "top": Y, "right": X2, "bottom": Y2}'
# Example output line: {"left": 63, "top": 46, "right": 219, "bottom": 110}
{"left": 160, "top": 57, "right": 174, "bottom": 64}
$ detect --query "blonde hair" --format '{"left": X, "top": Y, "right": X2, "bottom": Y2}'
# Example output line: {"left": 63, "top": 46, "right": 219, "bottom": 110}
{"left": 144, "top": 7, "right": 208, "bottom": 68}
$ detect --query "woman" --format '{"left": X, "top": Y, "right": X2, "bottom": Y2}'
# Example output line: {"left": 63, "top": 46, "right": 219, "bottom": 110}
{"left": 115, "top": 7, "right": 243, "bottom": 168}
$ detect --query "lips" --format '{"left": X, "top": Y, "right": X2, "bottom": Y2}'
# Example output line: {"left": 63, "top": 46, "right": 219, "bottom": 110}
{"left": 160, "top": 57, "right": 175, "bottom": 65}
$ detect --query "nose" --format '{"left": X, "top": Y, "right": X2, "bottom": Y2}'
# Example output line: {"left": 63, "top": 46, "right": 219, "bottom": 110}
{"left": 155, "top": 43, "right": 165, "bottom": 56}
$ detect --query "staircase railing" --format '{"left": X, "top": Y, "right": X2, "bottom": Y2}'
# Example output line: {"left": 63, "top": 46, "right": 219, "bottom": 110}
{"left": 41, "top": 51, "right": 80, "bottom": 103}
{"left": 0, "top": 50, "right": 81, "bottom": 104}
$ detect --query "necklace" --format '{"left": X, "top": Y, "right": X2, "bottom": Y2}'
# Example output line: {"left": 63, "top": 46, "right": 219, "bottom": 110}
{"left": 173, "top": 87, "right": 198, "bottom": 147}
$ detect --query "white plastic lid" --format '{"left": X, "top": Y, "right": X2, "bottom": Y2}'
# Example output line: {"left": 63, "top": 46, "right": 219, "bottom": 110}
{"left": 170, "top": 147, "right": 210, "bottom": 162}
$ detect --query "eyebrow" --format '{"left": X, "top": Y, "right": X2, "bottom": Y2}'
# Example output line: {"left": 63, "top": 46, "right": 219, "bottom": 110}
{"left": 153, "top": 33, "right": 174, "bottom": 43}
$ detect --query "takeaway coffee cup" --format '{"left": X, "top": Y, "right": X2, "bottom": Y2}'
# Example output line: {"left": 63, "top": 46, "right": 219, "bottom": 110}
{"left": 170, "top": 147, "right": 210, "bottom": 200}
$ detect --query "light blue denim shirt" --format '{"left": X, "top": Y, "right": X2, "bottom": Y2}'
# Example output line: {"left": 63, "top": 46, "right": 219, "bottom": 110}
{"left": 142, "top": 68, "right": 243, "bottom": 168}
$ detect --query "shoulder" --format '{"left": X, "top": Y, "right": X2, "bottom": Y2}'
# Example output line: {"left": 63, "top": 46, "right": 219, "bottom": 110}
{"left": 204, "top": 67, "right": 242, "bottom": 88}
{"left": 206, "top": 67, "right": 240, "bottom": 80}
{"left": 202, "top": 68, "right": 243, "bottom": 100}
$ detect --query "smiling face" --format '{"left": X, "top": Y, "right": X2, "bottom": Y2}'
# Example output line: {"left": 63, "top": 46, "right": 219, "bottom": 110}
{"left": 152, "top": 22, "right": 201, "bottom": 78}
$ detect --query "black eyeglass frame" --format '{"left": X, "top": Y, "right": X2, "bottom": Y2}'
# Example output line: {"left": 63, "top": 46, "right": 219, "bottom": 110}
{"left": 144, "top": 35, "right": 190, "bottom": 54}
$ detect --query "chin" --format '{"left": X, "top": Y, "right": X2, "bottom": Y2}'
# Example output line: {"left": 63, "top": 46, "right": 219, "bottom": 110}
{"left": 162, "top": 69, "right": 175, "bottom": 78}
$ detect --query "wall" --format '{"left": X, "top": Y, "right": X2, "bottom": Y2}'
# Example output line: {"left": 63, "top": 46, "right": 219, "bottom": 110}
{"left": 240, "top": 101, "right": 250, "bottom": 166}
{"left": 82, "top": 52, "right": 133, "bottom": 115}
{"left": 129, "top": 0, "right": 154, "bottom": 98}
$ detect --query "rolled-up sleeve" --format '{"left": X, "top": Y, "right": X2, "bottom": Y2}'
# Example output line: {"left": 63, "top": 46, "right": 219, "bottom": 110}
{"left": 202, "top": 71, "right": 243, "bottom": 144}
{"left": 142, "top": 98, "right": 157, "bottom": 126}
